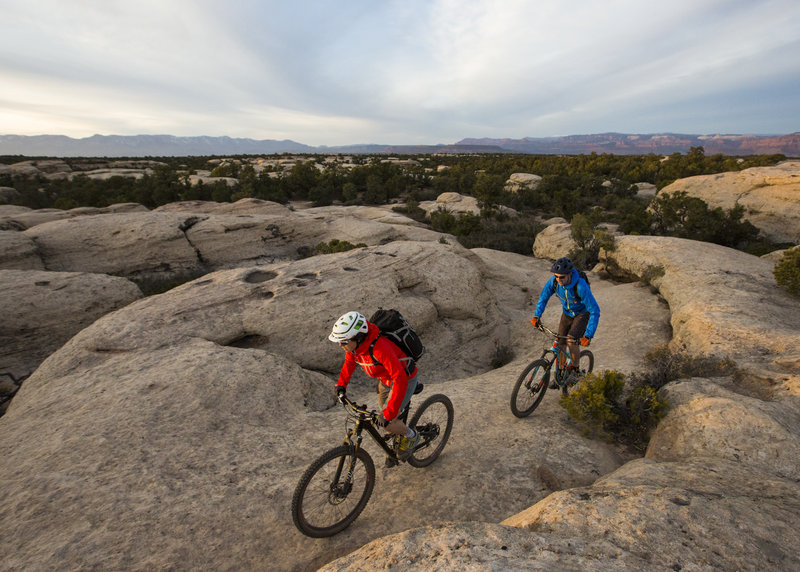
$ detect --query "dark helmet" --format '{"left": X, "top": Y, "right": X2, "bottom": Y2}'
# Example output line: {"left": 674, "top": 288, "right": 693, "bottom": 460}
{"left": 551, "top": 257, "right": 574, "bottom": 274}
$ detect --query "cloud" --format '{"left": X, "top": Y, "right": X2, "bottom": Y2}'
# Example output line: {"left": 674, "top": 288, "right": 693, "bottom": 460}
{"left": 1, "top": 0, "right": 799, "bottom": 144}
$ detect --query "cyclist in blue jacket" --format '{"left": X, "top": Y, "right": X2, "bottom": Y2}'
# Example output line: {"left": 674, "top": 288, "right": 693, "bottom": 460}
{"left": 530, "top": 257, "right": 600, "bottom": 385}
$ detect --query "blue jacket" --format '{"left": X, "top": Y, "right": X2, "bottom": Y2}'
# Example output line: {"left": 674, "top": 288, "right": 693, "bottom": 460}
{"left": 533, "top": 268, "right": 600, "bottom": 338}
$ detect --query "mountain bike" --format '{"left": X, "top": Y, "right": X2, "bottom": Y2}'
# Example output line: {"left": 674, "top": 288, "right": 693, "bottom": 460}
{"left": 510, "top": 322, "right": 594, "bottom": 418}
{"left": 291, "top": 383, "right": 454, "bottom": 538}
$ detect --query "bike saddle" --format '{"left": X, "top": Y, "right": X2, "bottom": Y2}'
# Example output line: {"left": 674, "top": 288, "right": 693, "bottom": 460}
{"left": 413, "top": 383, "right": 424, "bottom": 395}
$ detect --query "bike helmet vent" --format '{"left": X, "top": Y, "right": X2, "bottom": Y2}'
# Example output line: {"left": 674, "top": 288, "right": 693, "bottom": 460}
{"left": 551, "top": 257, "right": 574, "bottom": 274}
{"left": 328, "top": 311, "right": 368, "bottom": 342}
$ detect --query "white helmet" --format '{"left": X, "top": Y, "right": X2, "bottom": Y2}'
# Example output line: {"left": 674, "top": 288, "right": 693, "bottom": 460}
{"left": 328, "top": 311, "right": 368, "bottom": 342}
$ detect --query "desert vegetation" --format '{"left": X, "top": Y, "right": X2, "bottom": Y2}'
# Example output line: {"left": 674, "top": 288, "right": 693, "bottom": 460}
{"left": 0, "top": 148, "right": 790, "bottom": 258}
{"left": 560, "top": 345, "right": 738, "bottom": 451}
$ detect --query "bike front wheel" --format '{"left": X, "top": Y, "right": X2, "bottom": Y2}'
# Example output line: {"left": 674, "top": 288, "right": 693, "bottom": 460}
{"left": 579, "top": 349, "right": 594, "bottom": 373}
{"left": 291, "top": 445, "right": 375, "bottom": 537}
{"left": 510, "top": 359, "right": 549, "bottom": 417}
{"left": 560, "top": 350, "right": 595, "bottom": 396}
{"left": 407, "top": 394, "right": 454, "bottom": 468}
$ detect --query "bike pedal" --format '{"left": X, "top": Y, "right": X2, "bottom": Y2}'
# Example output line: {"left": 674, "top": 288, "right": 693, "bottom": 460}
{"left": 384, "top": 457, "right": 399, "bottom": 468}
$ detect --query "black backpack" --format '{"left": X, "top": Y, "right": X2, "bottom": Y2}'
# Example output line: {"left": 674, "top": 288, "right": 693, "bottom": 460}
{"left": 367, "top": 308, "right": 425, "bottom": 373}
{"left": 552, "top": 270, "right": 590, "bottom": 302}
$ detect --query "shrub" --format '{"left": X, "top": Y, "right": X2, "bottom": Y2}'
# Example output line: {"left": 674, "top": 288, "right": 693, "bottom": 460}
{"left": 627, "top": 344, "right": 736, "bottom": 392}
{"left": 568, "top": 214, "right": 616, "bottom": 269}
{"left": 639, "top": 264, "right": 665, "bottom": 286}
{"left": 559, "top": 370, "right": 625, "bottom": 440}
{"left": 315, "top": 239, "right": 367, "bottom": 254}
{"left": 560, "top": 368, "right": 670, "bottom": 449}
{"left": 774, "top": 246, "right": 800, "bottom": 296}
{"left": 557, "top": 344, "right": 736, "bottom": 451}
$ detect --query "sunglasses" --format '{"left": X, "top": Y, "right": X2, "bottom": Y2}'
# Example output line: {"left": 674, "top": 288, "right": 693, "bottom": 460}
{"left": 339, "top": 340, "right": 352, "bottom": 346}
{"left": 554, "top": 274, "right": 570, "bottom": 280}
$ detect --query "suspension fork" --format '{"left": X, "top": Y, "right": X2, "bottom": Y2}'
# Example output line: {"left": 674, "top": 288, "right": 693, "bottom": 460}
{"left": 334, "top": 418, "right": 366, "bottom": 484}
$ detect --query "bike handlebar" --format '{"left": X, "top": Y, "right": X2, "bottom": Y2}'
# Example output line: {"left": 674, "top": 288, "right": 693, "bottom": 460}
{"left": 535, "top": 322, "right": 576, "bottom": 342}
{"left": 339, "top": 394, "right": 380, "bottom": 424}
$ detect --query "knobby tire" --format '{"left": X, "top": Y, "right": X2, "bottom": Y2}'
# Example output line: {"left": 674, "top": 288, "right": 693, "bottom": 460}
{"left": 291, "top": 445, "right": 375, "bottom": 538}
{"left": 407, "top": 394, "right": 454, "bottom": 468}
{"left": 510, "top": 359, "right": 549, "bottom": 417}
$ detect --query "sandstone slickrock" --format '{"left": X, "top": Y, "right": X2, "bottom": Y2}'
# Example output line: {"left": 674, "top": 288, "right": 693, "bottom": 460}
{"left": 0, "top": 231, "right": 44, "bottom": 269}
{"left": 0, "top": 268, "right": 142, "bottom": 384}
{"left": 659, "top": 159, "right": 800, "bottom": 244}
{"left": 321, "top": 234, "right": 800, "bottom": 570}
{"left": 1, "top": 188, "right": 799, "bottom": 570}
{"left": 0, "top": 234, "right": 670, "bottom": 571}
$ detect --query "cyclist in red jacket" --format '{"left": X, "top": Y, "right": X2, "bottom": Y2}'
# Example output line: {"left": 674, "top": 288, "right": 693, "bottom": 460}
{"left": 329, "top": 311, "right": 420, "bottom": 459}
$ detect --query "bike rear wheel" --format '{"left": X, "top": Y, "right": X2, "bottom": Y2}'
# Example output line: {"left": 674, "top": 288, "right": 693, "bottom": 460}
{"left": 291, "top": 445, "right": 375, "bottom": 537}
{"left": 510, "top": 359, "right": 549, "bottom": 417}
{"left": 407, "top": 394, "right": 454, "bottom": 468}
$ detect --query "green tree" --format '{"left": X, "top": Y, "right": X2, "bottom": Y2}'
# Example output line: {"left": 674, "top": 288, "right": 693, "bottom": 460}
{"left": 284, "top": 161, "right": 319, "bottom": 200}
{"left": 472, "top": 172, "right": 505, "bottom": 213}
{"left": 363, "top": 174, "right": 386, "bottom": 204}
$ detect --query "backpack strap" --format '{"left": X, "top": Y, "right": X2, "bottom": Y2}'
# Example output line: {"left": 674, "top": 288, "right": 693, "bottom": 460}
{"left": 368, "top": 337, "right": 381, "bottom": 366}
{"left": 553, "top": 274, "right": 583, "bottom": 303}
{"left": 368, "top": 335, "right": 415, "bottom": 375}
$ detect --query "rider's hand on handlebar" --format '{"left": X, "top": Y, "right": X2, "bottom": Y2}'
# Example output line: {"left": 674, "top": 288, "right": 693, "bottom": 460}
{"left": 335, "top": 385, "right": 346, "bottom": 403}
{"left": 376, "top": 413, "right": 389, "bottom": 428}
{"left": 580, "top": 337, "right": 591, "bottom": 347}
{"left": 530, "top": 316, "right": 540, "bottom": 328}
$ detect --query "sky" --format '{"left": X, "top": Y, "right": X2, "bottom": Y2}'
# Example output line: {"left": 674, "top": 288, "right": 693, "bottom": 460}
{"left": 2, "top": 0, "right": 799, "bottom": 146}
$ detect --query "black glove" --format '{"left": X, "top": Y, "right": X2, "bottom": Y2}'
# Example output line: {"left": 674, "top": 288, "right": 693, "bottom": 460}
{"left": 335, "top": 386, "right": 346, "bottom": 402}
{"left": 377, "top": 413, "right": 389, "bottom": 427}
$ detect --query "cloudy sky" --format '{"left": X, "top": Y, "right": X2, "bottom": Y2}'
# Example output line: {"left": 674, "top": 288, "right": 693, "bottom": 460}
{"left": 2, "top": 0, "right": 799, "bottom": 146}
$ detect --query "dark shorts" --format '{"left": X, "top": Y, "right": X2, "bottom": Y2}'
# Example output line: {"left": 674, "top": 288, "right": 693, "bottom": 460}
{"left": 558, "top": 312, "right": 589, "bottom": 342}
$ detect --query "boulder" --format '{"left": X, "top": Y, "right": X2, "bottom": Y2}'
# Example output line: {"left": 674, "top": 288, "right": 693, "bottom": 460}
{"left": 0, "top": 269, "right": 142, "bottom": 381}
{"left": 153, "top": 198, "right": 291, "bottom": 216}
{"left": 659, "top": 160, "right": 800, "bottom": 244}
{"left": 532, "top": 222, "right": 573, "bottom": 259}
{"left": 14, "top": 205, "right": 437, "bottom": 283}
{"left": 505, "top": 172, "right": 542, "bottom": 192}
{"left": 601, "top": 235, "right": 800, "bottom": 373}
{"left": 0, "top": 231, "right": 43, "bottom": 269}
{"left": 0, "top": 203, "right": 149, "bottom": 231}
{"left": 633, "top": 181, "right": 657, "bottom": 199}
{"left": 502, "top": 457, "right": 800, "bottom": 571}
{"left": 0, "top": 186, "right": 21, "bottom": 204}
{"left": 419, "top": 192, "right": 481, "bottom": 217}
{"left": 22, "top": 212, "right": 203, "bottom": 281}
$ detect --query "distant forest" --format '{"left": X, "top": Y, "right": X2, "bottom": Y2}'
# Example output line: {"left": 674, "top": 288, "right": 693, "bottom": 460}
{"left": 1, "top": 148, "right": 789, "bottom": 257}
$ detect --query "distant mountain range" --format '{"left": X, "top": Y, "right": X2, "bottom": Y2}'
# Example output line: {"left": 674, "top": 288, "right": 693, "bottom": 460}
{"left": 1, "top": 132, "right": 798, "bottom": 157}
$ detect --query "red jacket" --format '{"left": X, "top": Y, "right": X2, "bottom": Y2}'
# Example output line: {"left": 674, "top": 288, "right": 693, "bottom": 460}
{"left": 336, "top": 322, "right": 418, "bottom": 421}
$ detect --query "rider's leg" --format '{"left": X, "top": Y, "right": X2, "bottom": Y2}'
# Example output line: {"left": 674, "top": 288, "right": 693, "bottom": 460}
{"left": 566, "top": 312, "right": 590, "bottom": 370}
{"left": 381, "top": 376, "right": 418, "bottom": 436}
{"left": 557, "top": 313, "right": 574, "bottom": 369}
{"left": 567, "top": 340, "right": 580, "bottom": 367}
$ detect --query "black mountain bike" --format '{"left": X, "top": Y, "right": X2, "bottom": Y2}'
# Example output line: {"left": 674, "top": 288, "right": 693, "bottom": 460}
{"left": 510, "top": 322, "right": 594, "bottom": 418}
{"left": 291, "top": 384, "right": 454, "bottom": 537}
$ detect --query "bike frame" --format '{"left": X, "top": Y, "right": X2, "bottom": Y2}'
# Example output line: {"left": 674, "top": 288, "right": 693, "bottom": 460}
{"left": 339, "top": 396, "right": 413, "bottom": 462}
{"left": 536, "top": 324, "right": 577, "bottom": 387}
